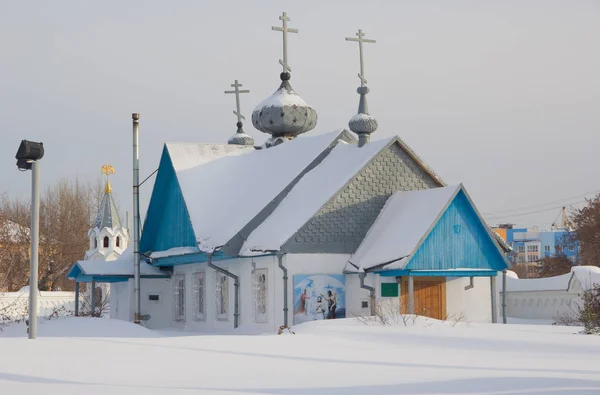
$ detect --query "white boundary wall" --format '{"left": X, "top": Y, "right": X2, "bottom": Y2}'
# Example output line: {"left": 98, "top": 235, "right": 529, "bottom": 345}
{"left": 0, "top": 290, "right": 76, "bottom": 319}
{"left": 499, "top": 266, "right": 600, "bottom": 321}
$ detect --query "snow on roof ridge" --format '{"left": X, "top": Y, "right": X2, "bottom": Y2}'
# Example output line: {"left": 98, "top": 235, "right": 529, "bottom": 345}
{"left": 166, "top": 142, "right": 253, "bottom": 172}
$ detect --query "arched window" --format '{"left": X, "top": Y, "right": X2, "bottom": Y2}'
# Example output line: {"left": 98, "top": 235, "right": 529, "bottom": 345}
{"left": 103, "top": 236, "right": 109, "bottom": 248}
{"left": 116, "top": 236, "right": 120, "bottom": 248}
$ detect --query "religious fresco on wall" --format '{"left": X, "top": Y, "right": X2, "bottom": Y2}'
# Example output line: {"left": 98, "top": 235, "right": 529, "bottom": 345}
{"left": 293, "top": 274, "right": 346, "bottom": 324}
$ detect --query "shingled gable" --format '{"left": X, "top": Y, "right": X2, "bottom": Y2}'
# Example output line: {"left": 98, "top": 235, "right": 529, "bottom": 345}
{"left": 278, "top": 137, "right": 444, "bottom": 254}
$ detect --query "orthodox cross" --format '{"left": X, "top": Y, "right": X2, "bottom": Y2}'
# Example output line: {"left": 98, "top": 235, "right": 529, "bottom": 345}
{"left": 345, "top": 29, "right": 376, "bottom": 86}
{"left": 101, "top": 164, "right": 115, "bottom": 193}
{"left": 272, "top": 12, "right": 298, "bottom": 73}
{"left": 224, "top": 80, "right": 250, "bottom": 123}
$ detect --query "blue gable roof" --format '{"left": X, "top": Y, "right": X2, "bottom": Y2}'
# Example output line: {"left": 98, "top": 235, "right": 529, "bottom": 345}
{"left": 404, "top": 189, "right": 508, "bottom": 273}
{"left": 139, "top": 145, "right": 197, "bottom": 254}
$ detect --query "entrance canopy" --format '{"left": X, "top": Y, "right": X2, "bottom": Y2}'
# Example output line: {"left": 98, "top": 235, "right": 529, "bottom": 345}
{"left": 67, "top": 248, "right": 169, "bottom": 283}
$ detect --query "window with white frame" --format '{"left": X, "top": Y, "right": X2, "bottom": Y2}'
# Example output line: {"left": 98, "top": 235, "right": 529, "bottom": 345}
{"left": 192, "top": 271, "right": 206, "bottom": 321}
{"left": 173, "top": 274, "right": 186, "bottom": 322}
{"left": 517, "top": 245, "right": 525, "bottom": 253}
{"left": 544, "top": 245, "right": 551, "bottom": 252}
{"left": 215, "top": 272, "right": 228, "bottom": 321}
{"left": 517, "top": 255, "right": 526, "bottom": 263}
{"left": 253, "top": 269, "right": 268, "bottom": 323}
{"left": 527, "top": 255, "right": 539, "bottom": 263}
{"left": 527, "top": 245, "right": 539, "bottom": 253}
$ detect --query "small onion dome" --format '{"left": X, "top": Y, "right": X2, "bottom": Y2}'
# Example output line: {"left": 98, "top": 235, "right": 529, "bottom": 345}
{"left": 348, "top": 86, "right": 378, "bottom": 136}
{"left": 251, "top": 72, "right": 317, "bottom": 139}
{"left": 349, "top": 113, "right": 378, "bottom": 135}
{"left": 228, "top": 122, "right": 255, "bottom": 146}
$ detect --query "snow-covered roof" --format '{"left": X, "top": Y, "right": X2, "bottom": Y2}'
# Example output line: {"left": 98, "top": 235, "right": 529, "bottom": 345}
{"left": 350, "top": 185, "right": 461, "bottom": 270}
{"left": 241, "top": 138, "right": 393, "bottom": 254}
{"left": 150, "top": 246, "right": 200, "bottom": 259}
{"left": 69, "top": 248, "right": 166, "bottom": 278}
{"left": 172, "top": 131, "right": 347, "bottom": 252}
{"left": 503, "top": 266, "right": 600, "bottom": 292}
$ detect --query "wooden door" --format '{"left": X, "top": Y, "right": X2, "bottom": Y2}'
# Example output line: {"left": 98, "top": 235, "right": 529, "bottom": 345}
{"left": 400, "top": 277, "right": 446, "bottom": 320}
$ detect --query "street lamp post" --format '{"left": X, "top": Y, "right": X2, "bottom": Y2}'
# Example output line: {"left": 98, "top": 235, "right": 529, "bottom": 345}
{"left": 15, "top": 139, "right": 44, "bottom": 340}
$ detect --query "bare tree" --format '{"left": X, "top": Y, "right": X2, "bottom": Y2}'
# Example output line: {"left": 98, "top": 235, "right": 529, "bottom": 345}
{"left": 0, "top": 177, "right": 109, "bottom": 292}
{"left": 571, "top": 194, "right": 600, "bottom": 267}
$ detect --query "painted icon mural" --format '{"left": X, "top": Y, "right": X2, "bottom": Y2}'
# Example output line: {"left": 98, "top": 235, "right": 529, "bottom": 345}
{"left": 293, "top": 274, "right": 346, "bottom": 324}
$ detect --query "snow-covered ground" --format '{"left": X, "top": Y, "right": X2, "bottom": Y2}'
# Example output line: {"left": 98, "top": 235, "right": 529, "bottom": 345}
{"left": 1, "top": 317, "right": 600, "bottom": 395}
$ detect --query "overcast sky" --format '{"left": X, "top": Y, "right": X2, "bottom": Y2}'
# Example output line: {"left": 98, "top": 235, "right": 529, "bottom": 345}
{"left": 1, "top": 0, "right": 598, "bottom": 229}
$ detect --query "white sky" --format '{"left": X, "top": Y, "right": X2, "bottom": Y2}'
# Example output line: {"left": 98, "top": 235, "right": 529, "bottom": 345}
{"left": 0, "top": 0, "right": 598, "bottom": 229}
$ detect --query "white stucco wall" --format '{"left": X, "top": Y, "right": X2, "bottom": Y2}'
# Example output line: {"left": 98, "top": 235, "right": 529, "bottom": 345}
{"left": 147, "top": 253, "right": 361, "bottom": 332}
{"left": 445, "top": 277, "right": 494, "bottom": 323}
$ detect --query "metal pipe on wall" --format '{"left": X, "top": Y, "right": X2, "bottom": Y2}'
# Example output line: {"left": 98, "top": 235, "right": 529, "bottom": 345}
{"left": 358, "top": 271, "right": 376, "bottom": 316}
{"left": 276, "top": 252, "right": 288, "bottom": 327}
{"left": 207, "top": 254, "right": 240, "bottom": 328}
{"left": 502, "top": 270, "right": 507, "bottom": 324}
{"left": 132, "top": 113, "right": 141, "bottom": 324}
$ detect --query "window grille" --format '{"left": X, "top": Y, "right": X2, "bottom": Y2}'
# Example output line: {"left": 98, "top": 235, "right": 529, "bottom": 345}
{"left": 173, "top": 274, "right": 186, "bottom": 322}
{"left": 253, "top": 269, "right": 268, "bottom": 323}
{"left": 215, "top": 272, "right": 228, "bottom": 321}
{"left": 193, "top": 271, "right": 206, "bottom": 321}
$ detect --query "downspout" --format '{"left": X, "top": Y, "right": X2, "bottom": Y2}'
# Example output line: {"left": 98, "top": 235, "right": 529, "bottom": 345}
{"left": 207, "top": 253, "right": 239, "bottom": 329}
{"left": 358, "top": 271, "right": 376, "bottom": 316}
{"left": 502, "top": 269, "right": 507, "bottom": 324}
{"left": 276, "top": 251, "right": 288, "bottom": 327}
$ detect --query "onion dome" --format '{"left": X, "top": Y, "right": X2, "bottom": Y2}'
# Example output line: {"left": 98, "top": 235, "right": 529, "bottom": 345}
{"left": 348, "top": 85, "right": 378, "bottom": 146}
{"left": 228, "top": 122, "right": 255, "bottom": 146}
{"left": 251, "top": 72, "right": 318, "bottom": 142}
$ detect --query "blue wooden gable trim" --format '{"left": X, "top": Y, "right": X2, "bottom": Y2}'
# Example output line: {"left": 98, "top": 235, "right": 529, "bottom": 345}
{"left": 140, "top": 145, "right": 197, "bottom": 254}
{"left": 404, "top": 189, "right": 508, "bottom": 272}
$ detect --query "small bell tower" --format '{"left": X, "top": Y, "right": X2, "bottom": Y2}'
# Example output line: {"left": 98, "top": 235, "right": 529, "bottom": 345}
{"left": 85, "top": 165, "right": 129, "bottom": 261}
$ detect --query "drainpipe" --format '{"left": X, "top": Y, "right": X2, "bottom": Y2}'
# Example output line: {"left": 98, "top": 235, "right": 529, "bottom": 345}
{"left": 358, "top": 271, "right": 376, "bottom": 316}
{"left": 276, "top": 252, "right": 288, "bottom": 327}
{"left": 502, "top": 269, "right": 507, "bottom": 324}
{"left": 207, "top": 253, "right": 239, "bottom": 329}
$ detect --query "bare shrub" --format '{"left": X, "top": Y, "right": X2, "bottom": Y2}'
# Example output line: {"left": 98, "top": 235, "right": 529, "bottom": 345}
{"left": 355, "top": 298, "right": 417, "bottom": 327}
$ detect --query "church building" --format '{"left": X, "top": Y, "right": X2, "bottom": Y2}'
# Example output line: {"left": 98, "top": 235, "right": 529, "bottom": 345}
{"left": 69, "top": 12, "right": 509, "bottom": 330}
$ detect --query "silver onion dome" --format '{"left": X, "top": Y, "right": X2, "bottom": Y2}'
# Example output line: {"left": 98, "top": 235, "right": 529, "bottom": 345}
{"left": 228, "top": 122, "right": 255, "bottom": 146}
{"left": 251, "top": 72, "right": 317, "bottom": 140}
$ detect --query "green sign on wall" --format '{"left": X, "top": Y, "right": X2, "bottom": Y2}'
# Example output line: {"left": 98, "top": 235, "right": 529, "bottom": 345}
{"left": 381, "top": 283, "right": 399, "bottom": 297}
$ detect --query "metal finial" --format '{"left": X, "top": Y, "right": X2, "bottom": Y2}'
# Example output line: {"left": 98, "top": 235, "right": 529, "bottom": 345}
{"left": 272, "top": 12, "right": 298, "bottom": 74}
{"left": 101, "top": 164, "right": 115, "bottom": 193}
{"left": 345, "top": 29, "right": 376, "bottom": 86}
{"left": 224, "top": 80, "right": 250, "bottom": 124}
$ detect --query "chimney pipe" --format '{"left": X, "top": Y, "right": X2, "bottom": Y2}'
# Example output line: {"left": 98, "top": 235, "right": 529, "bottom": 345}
{"left": 132, "top": 113, "right": 141, "bottom": 324}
